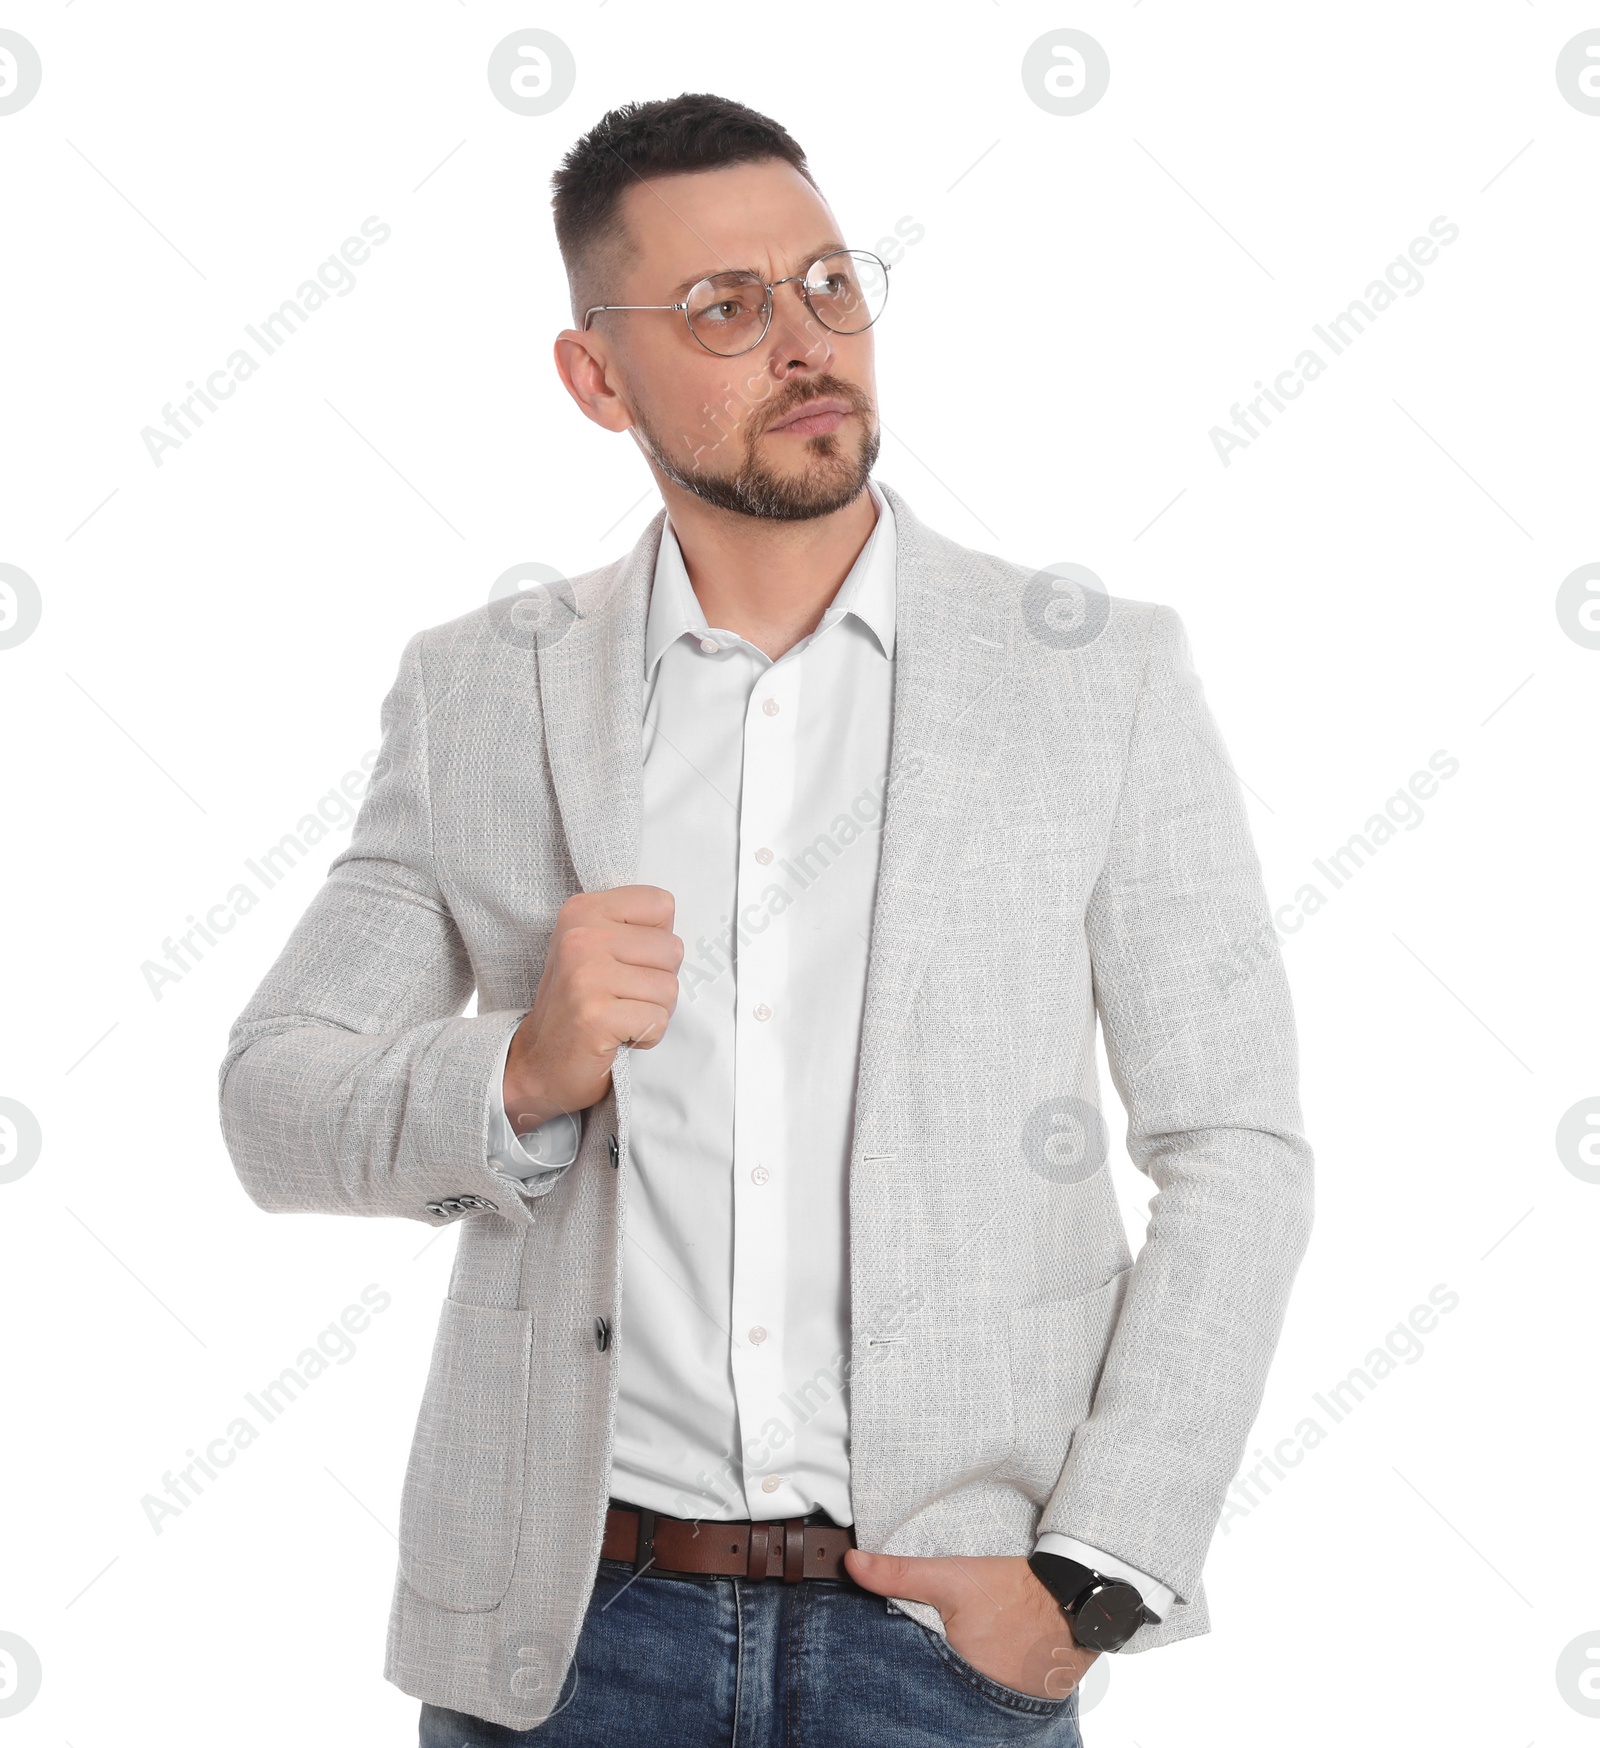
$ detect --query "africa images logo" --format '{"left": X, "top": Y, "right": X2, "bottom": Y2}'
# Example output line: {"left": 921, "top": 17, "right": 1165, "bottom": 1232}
{"left": 0, "top": 31, "right": 42, "bottom": 117}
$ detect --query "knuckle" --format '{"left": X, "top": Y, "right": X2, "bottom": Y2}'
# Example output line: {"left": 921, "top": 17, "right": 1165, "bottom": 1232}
{"left": 563, "top": 926, "right": 603, "bottom": 962}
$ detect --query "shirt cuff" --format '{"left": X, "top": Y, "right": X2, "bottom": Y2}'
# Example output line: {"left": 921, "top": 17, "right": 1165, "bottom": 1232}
{"left": 1032, "top": 1533, "right": 1175, "bottom": 1623}
{"left": 486, "top": 1029, "right": 582, "bottom": 1199}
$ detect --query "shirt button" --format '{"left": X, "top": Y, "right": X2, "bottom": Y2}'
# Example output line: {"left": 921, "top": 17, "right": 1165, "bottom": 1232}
{"left": 761, "top": 698, "right": 780, "bottom": 717}
{"left": 761, "top": 1475, "right": 782, "bottom": 1493}
{"left": 749, "top": 1326, "right": 768, "bottom": 1344}
{"left": 753, "top": 1003, "right": 772, "bottom": 1022}
{"left": 751, "top": 1165, "right": 770, "bottom": 1185}
{"left": 698, "top": 636, "right": 718, "bottom": 653}
{"left": 754, "top": 847, "right": 774, "bottom": 865}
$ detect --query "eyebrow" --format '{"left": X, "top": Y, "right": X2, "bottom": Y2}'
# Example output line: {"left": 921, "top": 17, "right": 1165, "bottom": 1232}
{"left": 666, "top": 240, "right": 848, "bottom": 299}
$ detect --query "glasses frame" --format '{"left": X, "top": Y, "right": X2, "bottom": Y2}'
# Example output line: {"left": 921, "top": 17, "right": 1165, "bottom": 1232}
{"left": 582, "top": 249, "right": 890, "bottom": 358}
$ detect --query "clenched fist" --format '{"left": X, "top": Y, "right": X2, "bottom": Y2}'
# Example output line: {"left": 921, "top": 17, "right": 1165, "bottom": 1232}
{"left": 502, "top": 885, "right": 682, "bottom": 1132}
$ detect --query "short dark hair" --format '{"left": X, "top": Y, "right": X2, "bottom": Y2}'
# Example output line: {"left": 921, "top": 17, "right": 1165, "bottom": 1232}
{"left": 551, "top": 93, "right": 816, "bottom": 315}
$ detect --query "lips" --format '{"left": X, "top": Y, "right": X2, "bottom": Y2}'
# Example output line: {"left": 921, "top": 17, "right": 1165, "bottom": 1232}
{"left": 763, "top": 397, "right": 853, "bottom": 438}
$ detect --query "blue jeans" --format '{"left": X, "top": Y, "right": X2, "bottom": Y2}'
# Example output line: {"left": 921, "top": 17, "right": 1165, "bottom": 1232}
{"left": 419, "top": 1558, "right": 1084, "bottom": 1746}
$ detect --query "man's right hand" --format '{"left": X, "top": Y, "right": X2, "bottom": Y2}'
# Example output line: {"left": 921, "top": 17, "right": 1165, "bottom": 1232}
{"left": 502, "top": 885, "right": 682, "bottom": 1133}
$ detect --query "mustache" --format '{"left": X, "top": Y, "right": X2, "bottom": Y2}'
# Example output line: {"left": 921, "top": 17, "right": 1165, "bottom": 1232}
{"left": 752, "top": 373, "right": 875, "bottom": 438}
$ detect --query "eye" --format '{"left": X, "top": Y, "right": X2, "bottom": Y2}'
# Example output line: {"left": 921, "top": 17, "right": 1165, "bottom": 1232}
{"left": 811, "top": 271, "right": 861, "bottom": 302}
{"left": 689, "top": 278, "right": 765, "bottom": 320}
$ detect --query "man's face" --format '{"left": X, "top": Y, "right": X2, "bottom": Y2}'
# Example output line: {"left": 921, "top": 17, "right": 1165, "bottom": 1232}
{"left": 582, "top": 160, "right": 880, "bottom": 521}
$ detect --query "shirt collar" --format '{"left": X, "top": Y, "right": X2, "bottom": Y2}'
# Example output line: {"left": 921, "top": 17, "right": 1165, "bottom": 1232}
{"left": 644, "top": 480, "right": 896, "bottom": 678}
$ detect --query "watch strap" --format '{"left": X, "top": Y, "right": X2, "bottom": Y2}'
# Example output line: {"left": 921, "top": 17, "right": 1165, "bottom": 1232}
{"left": 1028, "top": 1551, "right": 1102, "bottom": 1613}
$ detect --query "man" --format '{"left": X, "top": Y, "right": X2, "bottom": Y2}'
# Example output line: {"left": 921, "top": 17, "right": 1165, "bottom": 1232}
{"left": 220, "top": 94, "right": 1313, "bottom": 1745}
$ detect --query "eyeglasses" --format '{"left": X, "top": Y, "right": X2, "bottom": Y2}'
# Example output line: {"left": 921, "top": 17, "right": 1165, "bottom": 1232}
{"left": 583, "top": 249, "right": 890, "bottom": 358}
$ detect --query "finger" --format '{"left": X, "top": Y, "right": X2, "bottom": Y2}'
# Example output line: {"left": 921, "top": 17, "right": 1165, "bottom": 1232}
{"left": 569, "top": 884, "right": 676, "bottom": 930}
{"left": 843, "top": 1550, "right": 950, "bottom": 1609}
{"left": 587, "top": 965, "right": 680, "bottom": 1015}
{"left": 548, "top": 923, "right": 682, "bottom": 981}
{"left": 551, "top": 920, "right": 681, "bottom": 972}
{"left": 608, "top": 998, "right": 674, "bottom": 1050}
{"left": 602, "top": 921, "right": 685, "bottom": 971}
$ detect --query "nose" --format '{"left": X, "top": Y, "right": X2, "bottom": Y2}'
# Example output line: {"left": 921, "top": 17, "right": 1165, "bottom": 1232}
{"left": 765, "top": 277, "right": 834, "bottom": 377}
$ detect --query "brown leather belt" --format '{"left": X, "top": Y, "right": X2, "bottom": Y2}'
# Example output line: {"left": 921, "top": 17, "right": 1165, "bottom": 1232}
{"left": 602, "top": 1500, "right": 858, "bottom": 1583}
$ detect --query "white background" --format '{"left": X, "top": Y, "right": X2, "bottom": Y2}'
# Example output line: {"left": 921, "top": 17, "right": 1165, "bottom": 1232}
{"left": 2, "top": 2, "right": 1597, "bottom": 1742}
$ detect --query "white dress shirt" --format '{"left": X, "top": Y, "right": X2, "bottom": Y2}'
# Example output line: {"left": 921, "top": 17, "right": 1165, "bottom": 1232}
{"left": 486, "top": 484, "right": 1172, "bottom": 1618}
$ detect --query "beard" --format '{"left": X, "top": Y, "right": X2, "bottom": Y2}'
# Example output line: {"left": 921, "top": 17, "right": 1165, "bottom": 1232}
{"left": 633, "top": 372, "right": 881, "bottom": 523}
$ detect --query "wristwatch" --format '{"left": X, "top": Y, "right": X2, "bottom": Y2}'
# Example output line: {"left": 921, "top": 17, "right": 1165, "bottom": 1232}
{"left": 1026, "top": 1551, "right": 1159, "bottom": 1654}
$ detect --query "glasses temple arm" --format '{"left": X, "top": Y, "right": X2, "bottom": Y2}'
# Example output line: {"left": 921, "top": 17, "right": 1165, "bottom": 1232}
{"left": 582, "top": 303, "right": 688, "bottom": 329}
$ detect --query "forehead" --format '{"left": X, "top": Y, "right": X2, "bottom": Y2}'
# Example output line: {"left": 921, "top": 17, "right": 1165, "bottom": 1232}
{"left": 612, "top": 159, "right": 839, "bottom": 290}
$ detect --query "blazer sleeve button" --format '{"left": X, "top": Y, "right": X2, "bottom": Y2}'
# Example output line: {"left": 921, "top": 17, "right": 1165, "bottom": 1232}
{"left": 594, "top": 1315, "right": 610, "bottom": 1352}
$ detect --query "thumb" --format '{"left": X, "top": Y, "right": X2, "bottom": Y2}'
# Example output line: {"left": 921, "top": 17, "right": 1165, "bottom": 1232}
{"left": 844, "top": 1549, "right": 952, "bottom": 1610}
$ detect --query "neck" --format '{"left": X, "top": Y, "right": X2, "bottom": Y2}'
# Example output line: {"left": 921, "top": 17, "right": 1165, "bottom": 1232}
{"left": 655, "top": 476, "right": 879, "bottom": 661}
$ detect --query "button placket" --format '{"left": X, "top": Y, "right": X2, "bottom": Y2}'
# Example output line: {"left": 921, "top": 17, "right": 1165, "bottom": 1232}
{"left": 730, "top": 658, "right": 800, "bottom": 1517}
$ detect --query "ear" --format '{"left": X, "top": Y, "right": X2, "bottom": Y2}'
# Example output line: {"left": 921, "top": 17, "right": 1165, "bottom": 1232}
{"left": 553, "top": 329, "right": 634, "bottom": 434}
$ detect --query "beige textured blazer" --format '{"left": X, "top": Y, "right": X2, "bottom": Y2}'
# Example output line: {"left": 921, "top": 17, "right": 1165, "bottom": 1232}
{"left": 219, "top": 484, "right": 1313, "bottom": 1731}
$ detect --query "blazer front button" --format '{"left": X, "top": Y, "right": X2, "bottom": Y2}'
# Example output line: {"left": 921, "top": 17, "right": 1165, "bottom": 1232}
{"left": 607, "top": 1134, "right": 620, "bottom": 1169}
{"left": 594, "top": 1315, "right": 610, "bottom": 1352}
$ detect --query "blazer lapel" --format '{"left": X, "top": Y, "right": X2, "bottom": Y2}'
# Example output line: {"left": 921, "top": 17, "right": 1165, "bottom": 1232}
{"left": 536, "top": 511, "right": 663, "bottom": 895}
{"left": 856, "top": 485, "right": 1015, "bottom": 1112}
{"left": 536, "top": 510, "right": 663, "bottom": 1150}
{"left": 534, "top": 487, "right": 1011, "bottom": 1143}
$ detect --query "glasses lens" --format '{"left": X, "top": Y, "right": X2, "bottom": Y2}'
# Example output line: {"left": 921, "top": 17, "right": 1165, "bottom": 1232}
{"left": 803, "top": 251, "right": 889, "bottom": 334}
{"left": 686, "top": 274, "right": 770, "bottom": 355}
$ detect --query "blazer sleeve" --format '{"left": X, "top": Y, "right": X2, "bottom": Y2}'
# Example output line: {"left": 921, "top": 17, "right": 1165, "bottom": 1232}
{"left": 217, "top": 631, "right": 540, "bottom": 1228}
{"left": 1045, "top": 603, "right": 1314, "bottom": 1603}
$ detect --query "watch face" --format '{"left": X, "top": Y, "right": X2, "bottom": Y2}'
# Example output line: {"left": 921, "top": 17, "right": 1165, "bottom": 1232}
{"left": 1072, "top": 1580, "right": 1145, "bottom": 1653}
